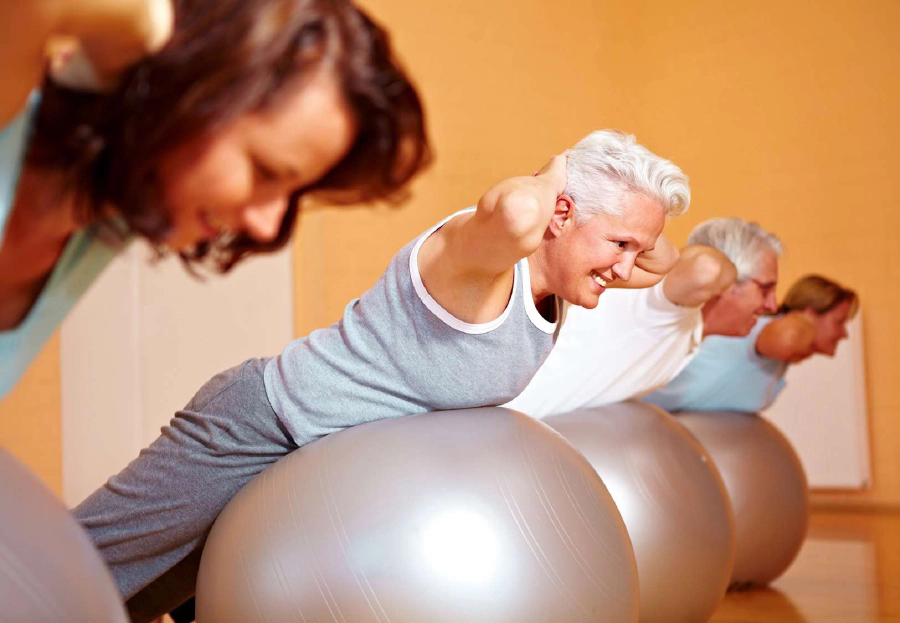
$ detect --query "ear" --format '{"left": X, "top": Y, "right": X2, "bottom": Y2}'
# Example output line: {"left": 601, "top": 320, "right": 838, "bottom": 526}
{"left": 717, "top": 281, "right": 739, "bottom": 300}
{"left": 547, "top": 195, "right": 575, "bottom": 238}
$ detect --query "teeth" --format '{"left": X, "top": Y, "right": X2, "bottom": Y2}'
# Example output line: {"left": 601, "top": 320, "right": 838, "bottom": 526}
{"left": 591, "top": 272, "right": 607, "bottom": 288}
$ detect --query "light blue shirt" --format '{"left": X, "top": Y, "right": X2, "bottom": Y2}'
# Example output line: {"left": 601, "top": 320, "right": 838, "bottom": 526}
{"left": 643, "top": 315, "right": 788, "bottom": 413}
{"left": 1, "top": 94, "right": 119, "bottom": 398}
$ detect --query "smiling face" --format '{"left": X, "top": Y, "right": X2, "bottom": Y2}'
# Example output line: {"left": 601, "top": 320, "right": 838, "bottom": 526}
{"left": 155, "top": 67, "right": 358, "bottom": 251}
{"left": 535, "top": 193, "right": 667, "bottom": 309}
{"left": 703, "top": 248, "right": 779, "bottom": 337}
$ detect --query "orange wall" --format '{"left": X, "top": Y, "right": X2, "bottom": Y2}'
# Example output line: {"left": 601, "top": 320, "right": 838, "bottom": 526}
{"left": 294, "top": 0, "right": 900, "bottom": 508}
{"left": 607, "top": 0, "right": 900, "bottom": 509}
{"left": 294, "top": 0, "right": 641, "bottom": 332}
{"left": 1, "top": 0, "right": 897, "bottom": 509}
{"left": 0, "top": 334, "right": 62, "bottom": 495}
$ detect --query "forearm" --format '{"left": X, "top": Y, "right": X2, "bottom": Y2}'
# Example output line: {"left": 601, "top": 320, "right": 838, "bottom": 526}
{"left": 468, "top": 152, "right": 568, "bottom": 270}
{"left": 53, "top": 0, "right": 171, "bottom": 49}
{"left": 662, "top": 245, "right": 737, "bottom": 307}
{"left": 757, "top": 315, "right": 816, "bottom": 362}
{"left": 476, "top": 175, "right": 559, "bottom": 255}
{"left": 608, "top": 234, "right": 679, "bottom": 289}
{"left": 0, "top": 0, "right": 172, "bottom": 123}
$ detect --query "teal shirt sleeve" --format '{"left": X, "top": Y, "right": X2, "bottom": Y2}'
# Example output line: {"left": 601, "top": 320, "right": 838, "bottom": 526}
{"left": 0, "top": 93, "right": 122, "bottom": 398}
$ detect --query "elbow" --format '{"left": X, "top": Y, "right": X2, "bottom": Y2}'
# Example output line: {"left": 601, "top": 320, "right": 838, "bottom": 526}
{"left": 691, "top": 250, "right": 736, "bottom": 295}
{"left": 657, "top": 244, "right": 680, "bottom": 276}
{"left": 759, "top": 322, "right": 815, "bottom": 362}
{"left": 495, "top": 190, "right": 546, "bottom": 252}
{"left": 783, "top": 326, "right": 816, "bottom": 362}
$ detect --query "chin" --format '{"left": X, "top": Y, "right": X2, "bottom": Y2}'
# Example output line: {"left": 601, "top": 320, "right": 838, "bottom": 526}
{"left": 728, "top": 323, "right": 755, "bottom": 338}
{"left": 580, "top": 293, "right": 602, "bottom": 310}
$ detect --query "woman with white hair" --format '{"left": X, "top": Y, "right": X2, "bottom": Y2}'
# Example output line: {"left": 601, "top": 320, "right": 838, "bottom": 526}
{"left": 74, "top": 130, "right": 689, "bottom": 621}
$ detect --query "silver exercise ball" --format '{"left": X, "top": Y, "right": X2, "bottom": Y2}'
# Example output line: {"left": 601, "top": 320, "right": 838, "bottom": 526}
{"left": 196, "top": 407, "right": 639, "bottom": 622}
{"left": 676, "top": 411, "right": 809, "bottom": 587}
{"left": 0, "top": 449, "right": 127, "bottom": 622}
{"left": 544, "top": 402, "right": 735, "bottom": 623}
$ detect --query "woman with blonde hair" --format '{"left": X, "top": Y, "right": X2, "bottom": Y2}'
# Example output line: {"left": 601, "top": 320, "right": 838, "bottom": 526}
{"left": 645, "top": 274, "right": 859, "bottom": 413}
{"left": 771, "top": 274, "right": 859, "bottom": 360}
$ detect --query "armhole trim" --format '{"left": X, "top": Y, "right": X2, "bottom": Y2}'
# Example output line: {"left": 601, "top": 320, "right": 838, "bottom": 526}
{"left": 520, "top": 258, "right": 558, "bottom": 335}
{"left": 409, "top": 207, "right": 517, "bottom": 335}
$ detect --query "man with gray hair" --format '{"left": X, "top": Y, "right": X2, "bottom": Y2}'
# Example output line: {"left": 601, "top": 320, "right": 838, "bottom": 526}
{"left": 505, "top": 217, "right": 782, "bottom": 418}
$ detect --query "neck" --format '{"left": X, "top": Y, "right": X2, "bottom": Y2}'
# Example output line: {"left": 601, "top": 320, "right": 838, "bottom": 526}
{"left": 526, "top": 249, "right": 553, "bottom": 306}
{"left": 700, "top": 300, "right": 712, "bottom": 338}
{"left": 699, "top": 302, "right": 723, "bottom": 339}
{"left": 7, "top": 165, "right": 82, "bottom": 245}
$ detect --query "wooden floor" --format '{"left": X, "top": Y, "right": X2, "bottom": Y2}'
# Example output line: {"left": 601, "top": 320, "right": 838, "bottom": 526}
{"left": 163, "top": 510, "right": 899, "bottom": 623}
{"left": 710, "top": 510, "right": 900, "bottom": 622}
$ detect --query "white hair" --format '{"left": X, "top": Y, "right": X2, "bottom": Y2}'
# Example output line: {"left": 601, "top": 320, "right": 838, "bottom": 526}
{"left": 566, "top": 130, "right": 690, "bottom": 223}
{"left": 688, "top": 217, "right": 784, "bottom": 280}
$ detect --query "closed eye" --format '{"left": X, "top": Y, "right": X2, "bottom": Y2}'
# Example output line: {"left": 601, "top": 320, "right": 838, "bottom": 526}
{"left": 254, "top": 160, "right": 280, "bottom": 182}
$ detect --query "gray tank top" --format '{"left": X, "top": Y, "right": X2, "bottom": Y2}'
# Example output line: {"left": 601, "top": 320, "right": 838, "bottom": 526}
{"left": 264, "top": 208, "right": 560, "bottom": 445}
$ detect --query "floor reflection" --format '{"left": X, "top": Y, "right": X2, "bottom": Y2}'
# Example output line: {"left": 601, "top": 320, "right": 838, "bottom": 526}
{"left": 714, "top": 586, "right": 808, "bottom": 622}
{"left": 710, "top": 511, "right": 899, "bottom": 623}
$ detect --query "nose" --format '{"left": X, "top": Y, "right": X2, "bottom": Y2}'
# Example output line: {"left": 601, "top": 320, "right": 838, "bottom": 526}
{"left": 612, "top": 256, "right": 635, "bottom": 283}
{"left": 242, "top": 196, "right": 290, "bottom": 243}
{"left": 763, "top": 289, "right": 778, "bottom": 313}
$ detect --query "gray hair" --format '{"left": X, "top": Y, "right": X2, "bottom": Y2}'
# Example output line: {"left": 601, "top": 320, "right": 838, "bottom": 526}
{"left": 688, "top": 217, "right": 784, "bottom": 280}
{"left": 566, "top": 130, "right": 690, "bottom": 223}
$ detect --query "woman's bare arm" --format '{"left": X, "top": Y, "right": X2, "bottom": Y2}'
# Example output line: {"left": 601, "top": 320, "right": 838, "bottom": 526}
{"left": 0, "top": 0, "right": 173, "bottom": 126}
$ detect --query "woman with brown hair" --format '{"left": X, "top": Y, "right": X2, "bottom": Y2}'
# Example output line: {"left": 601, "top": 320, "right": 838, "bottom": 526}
{"left": 0, "top": 0, "right": 431, "bottom": 397}
{"left": 646, "top": 274, "right": 859, "bottom": 413}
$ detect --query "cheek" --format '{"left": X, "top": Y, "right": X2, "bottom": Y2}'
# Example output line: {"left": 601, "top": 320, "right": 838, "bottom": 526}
{"left": 743, "top": 299, "right": 759, "bottom": 322}
{"left": 585, "top": 241, "right": 616, "bottom": 269}
{"left": 159, "top": 140, "right": 252, "bottom": 213}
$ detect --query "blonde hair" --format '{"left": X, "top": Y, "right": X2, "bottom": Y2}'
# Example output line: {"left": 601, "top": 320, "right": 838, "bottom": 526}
{"left": 779, "top": 274, "right": 859, "bottom": 317}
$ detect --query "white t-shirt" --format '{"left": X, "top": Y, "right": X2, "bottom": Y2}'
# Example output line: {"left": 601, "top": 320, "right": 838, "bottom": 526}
{"left": 504, "top": 278, "right": 703, "bottom": 418}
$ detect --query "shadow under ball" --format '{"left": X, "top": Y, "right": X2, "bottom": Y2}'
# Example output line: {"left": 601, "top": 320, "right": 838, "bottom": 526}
{"left": 545, "top": 402, "right": 736, "bottom": 623}
{"left": 196, "top": 407, "right": 640, "bottom": 622}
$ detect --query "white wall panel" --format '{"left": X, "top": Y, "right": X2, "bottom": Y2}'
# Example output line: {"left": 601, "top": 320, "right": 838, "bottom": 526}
{"left": 764, "top": 315, "right": 870, "bottom": 489}
{"left": 62, "top": 243, "right": 293, "bottom": 507}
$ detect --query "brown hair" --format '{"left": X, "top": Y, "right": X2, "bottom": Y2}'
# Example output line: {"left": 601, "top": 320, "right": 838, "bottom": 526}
{"left": 28, "top": 0, "right": 431, "bottom": 271}
{"left": 779, "top": 274, "right": 859, "bottom": 317}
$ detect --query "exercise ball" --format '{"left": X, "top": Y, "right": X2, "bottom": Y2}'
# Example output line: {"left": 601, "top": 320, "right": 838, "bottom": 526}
{"left": 544, "top": 402, "right": 735, "bottom": 623}
{"left": 0, "top": 449, "right": 127, "bottom": 622}
{"left": 196, "top": 407, "right": 639, "bottom": 622}
{"left": 676, "top": 411, "right": 809, "bottom": 587}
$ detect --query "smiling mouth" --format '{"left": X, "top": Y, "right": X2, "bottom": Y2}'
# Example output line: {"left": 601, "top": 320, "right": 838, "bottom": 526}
{"left": 591, "top": 271, "right": 608, "bottom": 288}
